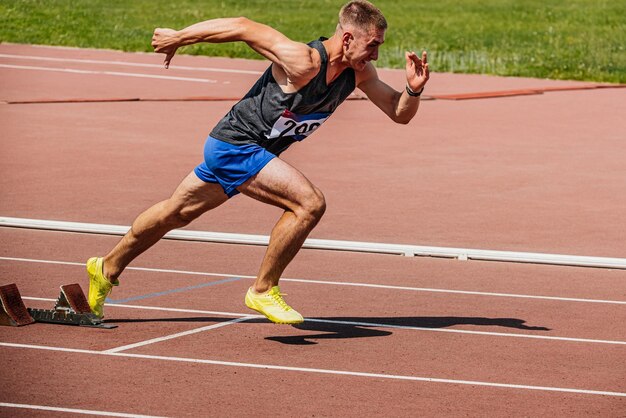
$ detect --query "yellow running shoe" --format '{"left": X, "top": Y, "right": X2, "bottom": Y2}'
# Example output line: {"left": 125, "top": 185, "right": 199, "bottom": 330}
{"left": 86, "top": 257, "right": 118, "bottom": 318}
{"left": 245, "top": 286, "right": 304, "bottom": 324}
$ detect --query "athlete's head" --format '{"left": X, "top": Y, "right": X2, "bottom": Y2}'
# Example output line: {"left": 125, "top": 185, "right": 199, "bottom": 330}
{"left": 337, "top": 1, "right": 387, "bottom": 70}
{"left": 339, "top": 1, "right": 387, "bottom": 33}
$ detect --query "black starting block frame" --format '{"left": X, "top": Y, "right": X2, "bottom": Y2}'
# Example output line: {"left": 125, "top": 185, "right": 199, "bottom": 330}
{"left": 1, "top": 283, "right": 116, "bottom": 329}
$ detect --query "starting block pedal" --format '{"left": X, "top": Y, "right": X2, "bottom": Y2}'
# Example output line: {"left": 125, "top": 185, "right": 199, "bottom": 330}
{"left": 0, "top": 282, "right": 116, "bottom": 329}
{"left": 27, "top": 283, "right": 117, "bottom": 329}
{"left": 0, "top": 283, "right": 35, "bottom": 326}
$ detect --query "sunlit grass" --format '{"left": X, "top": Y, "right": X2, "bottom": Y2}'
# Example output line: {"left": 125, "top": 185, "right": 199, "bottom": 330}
{"left": 1, "top": 0, "right": 624, "bottom": 82}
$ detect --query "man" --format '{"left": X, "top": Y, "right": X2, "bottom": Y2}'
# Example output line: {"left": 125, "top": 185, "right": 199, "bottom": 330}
{"left": 87, "top": 0, "right": 429, "bottom": 324}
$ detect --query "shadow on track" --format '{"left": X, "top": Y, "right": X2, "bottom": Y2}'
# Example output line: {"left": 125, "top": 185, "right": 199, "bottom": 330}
{"left": 266, "top": 316, "right": 550, "bottom": 345}
{"left": 105, "top": 315, "right": 550, "bottom": 346}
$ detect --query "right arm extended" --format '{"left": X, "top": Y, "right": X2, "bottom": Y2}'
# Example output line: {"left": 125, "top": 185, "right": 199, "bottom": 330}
{"left": 151, "top": 17, "right": 320, "bottom": 84}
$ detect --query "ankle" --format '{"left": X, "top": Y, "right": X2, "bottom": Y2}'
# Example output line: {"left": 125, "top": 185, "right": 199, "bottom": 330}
{"left": 101, "top": 259, "right": 118, "bottom": 284}
{"left": 251, "top": 285, "right": 271, "bottom": 294}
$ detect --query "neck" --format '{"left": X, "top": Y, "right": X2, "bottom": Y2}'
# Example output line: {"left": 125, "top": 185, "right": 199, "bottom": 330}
{"left": 323, "top": 35, "right": 349, "bottom": 71}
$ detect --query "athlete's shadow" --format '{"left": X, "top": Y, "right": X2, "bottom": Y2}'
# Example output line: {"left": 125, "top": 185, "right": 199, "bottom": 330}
{"left": 266, "top": 320, "right": 393, "bottom": 345}
{"left": 266, "top": 316, "right": 550, "bottom": 345}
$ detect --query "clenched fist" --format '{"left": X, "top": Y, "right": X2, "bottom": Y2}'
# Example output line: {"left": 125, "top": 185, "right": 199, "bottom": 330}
{"left": 152, "top": 28, "right": 179, "bottom": 69}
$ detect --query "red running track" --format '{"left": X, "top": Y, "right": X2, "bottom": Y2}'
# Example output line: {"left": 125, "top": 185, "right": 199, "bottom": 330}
{"left": 0, "top": 44, "right": 625, "bottom": 416}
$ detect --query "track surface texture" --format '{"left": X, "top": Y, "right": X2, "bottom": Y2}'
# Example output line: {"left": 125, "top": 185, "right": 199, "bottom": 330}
{"left": 1, "top": 44, "right": 625, "bottom": 417}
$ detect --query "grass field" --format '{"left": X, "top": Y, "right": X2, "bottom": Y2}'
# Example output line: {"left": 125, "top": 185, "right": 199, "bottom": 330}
{"left": 1, "top": 0, "right": 624, "bottom": 82}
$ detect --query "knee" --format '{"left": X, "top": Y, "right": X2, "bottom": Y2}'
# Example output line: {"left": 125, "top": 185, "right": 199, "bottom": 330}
{"left": 312, "top": 188, "right": 327, "bottom": 219}
{"left": 298, "top": 187, "right": 326, "bottom": 224}
{"left": 161, "top": 201, "right": 198, "bottom": 229}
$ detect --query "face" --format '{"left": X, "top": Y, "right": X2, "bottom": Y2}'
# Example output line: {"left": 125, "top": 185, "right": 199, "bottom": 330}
{"left": 343, "top": 26, "right": 385, "bottom": 70}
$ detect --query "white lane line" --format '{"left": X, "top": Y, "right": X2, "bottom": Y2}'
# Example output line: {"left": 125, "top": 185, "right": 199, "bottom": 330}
{"left": 0, "top": 402, "right": 167, "bottom": 417}
{"left": 24, "top": 296, "right": 255, "bottom": 319}
{"left": 0, "top": 64, "right": 218, "bottom": 83}
{"left": 282, "top": 278, "right": 626, "bottom": 305}
{"left": 20, "top": 296, "right": 626, "bottom": 346}
{"left": 1, "top": 342, "right": 625, "bottom": 398}
{"left": 3, "top": 216, "right": 625, "bottom": 269}
{"left": 103, "top": 316, "right": 253, "bottom": 353}
{"left": 0, "top": 256, "right": 247, "bottom": 278}
{"left": 2, "top": 256, "right": 625, "bottom": 305}
{"left": 0, "top": 53, "right": 264, "bottom": 75}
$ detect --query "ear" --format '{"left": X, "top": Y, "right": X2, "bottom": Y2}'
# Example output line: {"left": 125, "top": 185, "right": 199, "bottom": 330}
{"left": 342, "top": 31, "right": 353, "bottom": 47}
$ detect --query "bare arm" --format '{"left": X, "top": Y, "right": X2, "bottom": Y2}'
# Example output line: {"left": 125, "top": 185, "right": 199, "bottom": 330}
{"left": 357, "top": 51, "right": 430, "bottom": 124}
{"left": 151, "top": 17, "right": 320, "bottom": 83}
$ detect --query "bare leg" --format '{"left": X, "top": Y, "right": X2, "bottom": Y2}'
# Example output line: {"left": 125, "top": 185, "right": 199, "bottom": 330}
{"left": 238, "top": 158, "right": 326, "bottom": 293}
{"left": 102, "top": 171, "right": 229, "bottom": 281}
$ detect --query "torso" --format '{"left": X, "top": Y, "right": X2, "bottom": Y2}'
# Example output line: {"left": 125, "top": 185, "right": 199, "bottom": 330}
{"left": 210, "top": 38, "right": 356, "bottom": 156}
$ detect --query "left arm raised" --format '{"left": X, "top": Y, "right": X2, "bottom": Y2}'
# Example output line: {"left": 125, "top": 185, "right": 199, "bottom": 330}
{"left": 357, "top": 51, "right": 429, "bottom": 124}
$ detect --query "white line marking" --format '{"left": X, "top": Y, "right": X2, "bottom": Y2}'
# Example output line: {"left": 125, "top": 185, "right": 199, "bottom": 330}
{"left": 24, "top": 296, "right": 255, "bottom": 319}
{"left": 0, "top": 402, "right": 167, "bottom": 417}
{"left": 0, "top": 53, "right": 264, "bottom": 75}
{"left": 1, "top": 342, "right": 624, "bottom": 397}
{"left": 19, "top": 296, "right": 626, "bottom": 346}
{"left": 103, "top": 316, "right": 253, "bottom": 353}
{"left": 2, "top": 256, "right": 625, "bottom": 305}
{"left": 0, "top": 64, "right": 218, "bottom": 83}
{"left": 0, "top": 256, "right": 247, "bottom": 277}
{"left": 282, "top": 278, "right": 626, "bottom": 305}
{"left": 2, "top": 216, "right": 625, "bottom": 269}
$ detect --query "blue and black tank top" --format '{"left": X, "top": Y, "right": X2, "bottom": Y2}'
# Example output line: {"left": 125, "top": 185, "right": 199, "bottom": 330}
{"left": 210, "top": 38, "right": 356, "bottom": 155}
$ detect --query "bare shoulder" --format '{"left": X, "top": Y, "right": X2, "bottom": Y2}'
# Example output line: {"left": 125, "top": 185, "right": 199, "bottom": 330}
{"left": 283, "top": 42, "right": 322, "bottom": 83}
{"left": 239, "top": 18, "right": 321, "bottom": 84}
{"left": 271, "top": 45, "right": 322, "bottom": 92}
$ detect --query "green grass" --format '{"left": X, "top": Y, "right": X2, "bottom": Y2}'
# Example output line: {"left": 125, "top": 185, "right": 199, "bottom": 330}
{"left": 1, "top": 0, "right": 624, "bottom": 82}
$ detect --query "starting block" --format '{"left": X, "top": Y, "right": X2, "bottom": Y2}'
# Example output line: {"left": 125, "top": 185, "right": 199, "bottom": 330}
{"left": 0, "top": 283, "right": 35, "bottom": 326}
{"left": 0, "top": 283, "right": 116, "bottom": 329}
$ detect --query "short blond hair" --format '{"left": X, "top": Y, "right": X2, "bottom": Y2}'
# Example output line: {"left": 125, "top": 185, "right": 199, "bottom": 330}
{"left": 339, "top": 1, "right": 387, "bottom": 31}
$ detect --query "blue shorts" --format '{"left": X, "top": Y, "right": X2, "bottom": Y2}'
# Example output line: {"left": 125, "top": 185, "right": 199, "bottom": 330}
{"left": 194, "top": 136, "right": 276, "bottom": 197}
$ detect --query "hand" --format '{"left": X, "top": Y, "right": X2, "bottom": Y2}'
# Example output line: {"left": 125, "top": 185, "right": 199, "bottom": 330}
{"left": 405, "top": 50, "right": 429, "bottom": 92}
{"left": 151, "top": 28, "right": 180, "bottom": 69}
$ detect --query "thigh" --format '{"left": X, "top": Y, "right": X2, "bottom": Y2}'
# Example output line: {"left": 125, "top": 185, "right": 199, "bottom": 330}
{"left": 236, "top": 158, "right": 322, "bottom": 211}
{"left": 167, "top": 171, "right": 230, "bottom": 217}
{"left": 196, "top": 137, "right": 276, "bottom": 198}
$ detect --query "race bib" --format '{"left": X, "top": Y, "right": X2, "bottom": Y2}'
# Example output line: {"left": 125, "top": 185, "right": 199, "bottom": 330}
{"left": 267, "top": 110, "right": 330, "bottom": 141}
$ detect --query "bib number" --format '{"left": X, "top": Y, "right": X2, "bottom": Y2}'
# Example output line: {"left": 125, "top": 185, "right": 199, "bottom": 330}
{"left": 267, "top": 110, "right": 330, "bottom": 141}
